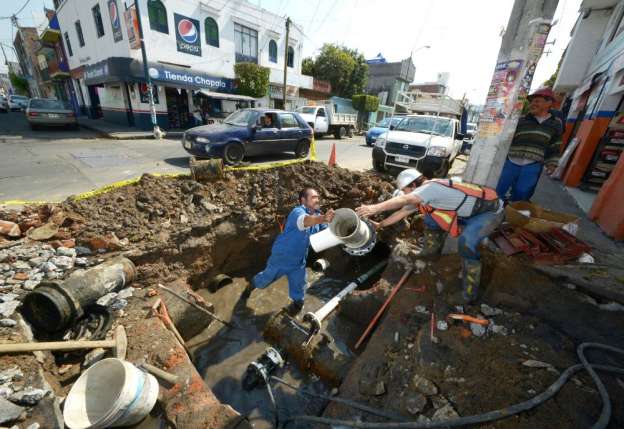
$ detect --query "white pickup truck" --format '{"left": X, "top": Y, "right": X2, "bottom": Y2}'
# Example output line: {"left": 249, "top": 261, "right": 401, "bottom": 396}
{"left": 296, "top": 103, "right": 357, "bottom": 139}
{"left": 371, "top": 114, "right": 465, "bottom": 178}
{"left": 372, "top": 91, "right": 465, "bottom": 178}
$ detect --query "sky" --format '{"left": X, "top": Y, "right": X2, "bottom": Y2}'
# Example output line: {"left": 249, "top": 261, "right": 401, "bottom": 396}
{"left": 0, "top": 0, "right": 582, "bottom": 104}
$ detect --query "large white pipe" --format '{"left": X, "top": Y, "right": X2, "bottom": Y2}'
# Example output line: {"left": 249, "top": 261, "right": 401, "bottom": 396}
{"left": 310, "top": 208, "right": 373, "bottom": 253}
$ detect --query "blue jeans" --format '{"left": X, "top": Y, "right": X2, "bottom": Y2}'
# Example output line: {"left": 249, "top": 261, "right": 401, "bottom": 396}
{"left": 252, "top": 261, "right": 307, "bottom": 302}
{"left": 424, "top": 210, "right": 503, "bottom": 260}
{"left": 496, "top": 159, "right": 543, "bottom": 202}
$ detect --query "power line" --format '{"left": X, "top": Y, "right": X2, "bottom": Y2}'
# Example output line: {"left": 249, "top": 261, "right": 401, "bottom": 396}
{"left": 0, "top": 0, "right": 33, "bottom": 19}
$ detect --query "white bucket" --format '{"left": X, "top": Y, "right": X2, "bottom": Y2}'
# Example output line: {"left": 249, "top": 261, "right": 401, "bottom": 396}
{"left": 63, "top": 358, "right": 159, "bottom": 429}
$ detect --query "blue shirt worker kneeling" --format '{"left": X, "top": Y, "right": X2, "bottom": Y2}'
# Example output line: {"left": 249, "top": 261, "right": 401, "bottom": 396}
{"left": 243, "top": 188, "right": 335, "bottom": 315}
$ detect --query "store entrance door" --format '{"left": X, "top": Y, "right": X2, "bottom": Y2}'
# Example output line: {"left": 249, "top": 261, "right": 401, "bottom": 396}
{"left": 87, "top": 85, "right": 103, "bottom": 119}
{"left": 165, "top": 87, "right": 191, "bottom": 129}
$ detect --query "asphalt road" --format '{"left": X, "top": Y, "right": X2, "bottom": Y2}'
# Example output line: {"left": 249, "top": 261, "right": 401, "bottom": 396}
{"left": 0, "top": 112, "right": 376, "bottom": 203}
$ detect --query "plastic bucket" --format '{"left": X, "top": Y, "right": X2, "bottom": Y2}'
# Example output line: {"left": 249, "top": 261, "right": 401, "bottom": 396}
{"left": 63, "top": 358, "right": 159, "bottom": 429}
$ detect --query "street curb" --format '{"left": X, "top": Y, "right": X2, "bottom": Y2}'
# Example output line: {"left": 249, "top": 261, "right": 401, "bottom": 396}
{"left": 78, "top": 122, "right": 184, "bottom": 141}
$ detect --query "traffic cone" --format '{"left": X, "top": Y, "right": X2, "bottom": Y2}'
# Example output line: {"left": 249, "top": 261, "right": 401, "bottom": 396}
{"left": 328, "top": 143, "right": 337, "bottom": 167}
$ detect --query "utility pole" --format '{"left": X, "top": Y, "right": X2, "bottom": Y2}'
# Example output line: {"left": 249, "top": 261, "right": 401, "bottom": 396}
{"left": 134, "top": 0, "right": 162, "bottom": 138}
{"left": 0, "top": 44, "right": 8, "bottom": 65}
{"left": 463, "top": 0, "right": 558, "bottom": 187}
{"left": 282, "top": 17, "right": 291, "bottom": 109}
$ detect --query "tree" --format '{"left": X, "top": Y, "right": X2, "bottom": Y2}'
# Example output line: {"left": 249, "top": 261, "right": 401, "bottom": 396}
{"left": 352, "top": 94, "right": 379, "bottom": 129}
{"left": 303, "top": 44, "right": 368, "bottom": 98}
{"left": 9, "top": 72, "right": 29, "bottom": 96}
{"left": 234, "top": 63, "right": 270, "bottom": 98}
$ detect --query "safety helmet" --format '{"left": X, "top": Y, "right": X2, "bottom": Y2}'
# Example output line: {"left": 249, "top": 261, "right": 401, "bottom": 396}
{"left": 396, "top": 168, "right": 423, "bottom": 191}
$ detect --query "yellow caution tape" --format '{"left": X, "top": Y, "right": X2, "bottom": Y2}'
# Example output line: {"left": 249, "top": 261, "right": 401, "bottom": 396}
{"left": 1, "top": 139, "right": 318, "bottom": 206}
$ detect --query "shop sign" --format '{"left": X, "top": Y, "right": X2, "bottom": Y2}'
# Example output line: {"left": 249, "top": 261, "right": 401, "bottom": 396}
{"left": 313, "top": 79, "right": 331, "bottom": 94}
{"left": 269, "top": 84, "right": 298, "bottom": 99}
{"left": 174, "top": 13, "right": 201, "bottom": 57}
{"left": 108, "top": 0, "right": 123, "bottom": 42}
{"left": 85, "top": 62, "right": 109, "bottom": 81}
{"left": 147, "top": 65, "right": 234, "bottom": 92}
{"left": 124, "top": 5, "right": 140, "bottom": 49}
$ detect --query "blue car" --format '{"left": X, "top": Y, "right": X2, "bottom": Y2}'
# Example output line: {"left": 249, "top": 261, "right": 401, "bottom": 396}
{"left": 182, "top": 108, "right": 313, "bottom": 164}
{"left": 365, "top": 117, "right": 403, "bottom": 146}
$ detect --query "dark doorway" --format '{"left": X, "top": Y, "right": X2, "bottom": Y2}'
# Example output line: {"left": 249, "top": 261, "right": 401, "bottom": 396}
{"left": 165, "top": 87, "right": 191, "bottom": 129}
{"left": 87, "top": 85, "right": 103, "bottom": 118}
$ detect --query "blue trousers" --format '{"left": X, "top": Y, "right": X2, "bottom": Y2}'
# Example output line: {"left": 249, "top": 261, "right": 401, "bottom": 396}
{"left": 496, "top": 159, "right": 543, "bottom": 202}
{"left": 424, "top": 210, "right": 503, "bottom": 260}
{"left": 252, "top": 260, "right": 307, "bottom": 302}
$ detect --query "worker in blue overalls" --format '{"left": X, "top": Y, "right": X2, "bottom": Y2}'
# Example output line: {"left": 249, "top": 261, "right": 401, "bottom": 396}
{"left": 243, "top": 188, "right": 335, "bottom": 315}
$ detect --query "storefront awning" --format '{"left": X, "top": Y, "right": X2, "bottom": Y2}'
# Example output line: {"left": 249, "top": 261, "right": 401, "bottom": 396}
{"left": 198, "top": 89, "right": 255, "bottom": 101}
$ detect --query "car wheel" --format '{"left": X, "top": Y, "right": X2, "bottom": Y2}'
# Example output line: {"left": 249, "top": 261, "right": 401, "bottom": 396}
{"left": 295, "top": 140, "right": 310, "bottom": 158}
{"left": 434, "top": 160, "right": 450, "bottom": 178}
{"left": 223, "top": 143, "right": 245, "bottom": 165}
{"left": 373, "top": 158, "right": 386, "bottom": 172}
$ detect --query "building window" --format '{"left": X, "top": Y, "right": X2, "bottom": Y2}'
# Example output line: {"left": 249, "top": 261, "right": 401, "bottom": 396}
{"left": 75, "top": 21, "right": 85, "bottom": 47}
{"left": 92, "top": 4, "right": 105, "bottom": 38}
{"left": 269, "top": 39, "right": 277, "bottom": 63}
{"left": 64, "top": 32, "right": 73, "bottom": 56}
{"left": 205, "top": 17, "right": 219, "bottom": 47}
{"left": 234, "top": 23, "right": 258, "bottom": 63}
{"left": 148, "top": 0, "right": 168, "bottom": 34}
{"left": 287, "top": 46, "right": 294, "bottom": 68}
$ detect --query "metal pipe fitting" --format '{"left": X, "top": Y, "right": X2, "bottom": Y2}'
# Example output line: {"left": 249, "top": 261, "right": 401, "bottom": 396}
{"left": 310, "top": 208, "right": 377, "bottom": 256}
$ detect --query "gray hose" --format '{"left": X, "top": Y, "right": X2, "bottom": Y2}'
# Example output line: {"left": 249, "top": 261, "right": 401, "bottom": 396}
{"left": 284, "top": 342, "right": 624, "bottom": 428}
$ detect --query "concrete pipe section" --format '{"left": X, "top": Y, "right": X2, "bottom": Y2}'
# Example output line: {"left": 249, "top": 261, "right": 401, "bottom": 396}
{"left": 21, "top": 257, "right": 136, "bottom": 333}
{"left": 310, "top": 208, "right": 377, "bottom": 256}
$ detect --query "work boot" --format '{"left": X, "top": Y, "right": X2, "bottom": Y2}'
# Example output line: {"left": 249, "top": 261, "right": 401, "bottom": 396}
{"left": 284, "top": 300, "right": 304, "bottom": 316}
{"left": 461, "top": 258, "right": 482, "bottom": 303}
{"left": 241, "top": 283, "right": 255, "bottom": 300}
{"left": 416, "top": 229, "right": 446, "bottom": 259}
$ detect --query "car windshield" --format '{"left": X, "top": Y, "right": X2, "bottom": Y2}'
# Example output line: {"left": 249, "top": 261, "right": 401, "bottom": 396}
{"left": 395, "top": 116, "right": 453, "bottom": 137}
{"left": 467, "top": 124, "right": 477, "bottom": 132}
{"left": 296, "top": 107, "right": 316, "bottom": 114}
{"left": 29, "top": 99, "right": 69, "bottom": 110}
{"left": 378, "top": 117, "right": 403, "bottom": 128}
{"left": 224, "top": 110, "right": 254, "bottom": 126}
{"left": 12, "top": 96, "right": 28, "bottom": 100}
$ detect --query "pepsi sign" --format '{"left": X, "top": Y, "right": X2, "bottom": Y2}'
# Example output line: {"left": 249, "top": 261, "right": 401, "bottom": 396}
{"left": 174, "top": 13, "right": 201, "bottom": 56}
{"left": 108, "top": 0, "right": 123, "bottom": 42}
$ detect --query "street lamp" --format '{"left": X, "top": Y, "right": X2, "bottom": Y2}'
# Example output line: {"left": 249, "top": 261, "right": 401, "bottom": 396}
{"left": 411, "top": 45, "right": 431, "bottom": 57}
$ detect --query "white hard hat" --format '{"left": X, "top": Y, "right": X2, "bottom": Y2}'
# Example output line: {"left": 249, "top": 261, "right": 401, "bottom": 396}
{"left": 396, "top": 168, "right": 424, "bottom": 191}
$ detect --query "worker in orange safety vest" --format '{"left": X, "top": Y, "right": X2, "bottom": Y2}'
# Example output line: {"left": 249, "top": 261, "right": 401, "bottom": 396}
{"left": 356, "top": 168, "right": 504, "bottom": 303}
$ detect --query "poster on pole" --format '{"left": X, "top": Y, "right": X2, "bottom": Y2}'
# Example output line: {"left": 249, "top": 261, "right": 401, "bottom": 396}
{"left": 479, "top": 59, "right": 523, "bottom": 138}
{"left": 124, "top": 5, "right": 140, "bottom": 49}
{"left": 108, "top": 0, "right": 123, "bottom": 42}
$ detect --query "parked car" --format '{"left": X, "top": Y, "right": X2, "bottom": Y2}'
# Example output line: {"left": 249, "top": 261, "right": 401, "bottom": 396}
{"left": 372, "top": 114, "right": 464, "bottom": 178}
{"left": 181, "top": 108, "right": 313, "bottom": 164}
{"left": 365, "top": 117, "right": 403, "bottom": 146}
{"left": 461, "top": 122, "right": 478, "bottom": 154}
{"left": 26, "top": 98, "right": 78, "bottom": 130}
{"left": 0, "top": 95, "right": 8, "bottom": 113}
{"left": 8, "top": 95, "right": 29, "bottom": 111}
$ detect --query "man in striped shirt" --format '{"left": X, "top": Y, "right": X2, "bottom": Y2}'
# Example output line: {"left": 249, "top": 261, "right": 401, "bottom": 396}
{"left": 496, "top": 88, "right": 563, "bottom": 202}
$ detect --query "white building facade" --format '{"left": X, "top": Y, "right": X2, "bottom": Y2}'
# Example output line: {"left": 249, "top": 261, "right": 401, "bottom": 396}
{"left": 55, "top": 0, "right": 312, "bottom": 129}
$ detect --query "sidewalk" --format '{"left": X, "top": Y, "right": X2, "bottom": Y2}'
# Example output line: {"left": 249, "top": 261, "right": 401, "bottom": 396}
{"left": 78, "top": 117, "right": 184, "bottom": 140}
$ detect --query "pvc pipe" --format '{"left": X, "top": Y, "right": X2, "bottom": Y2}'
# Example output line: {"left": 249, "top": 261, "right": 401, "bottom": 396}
{"left": 310, "top": 208, "right": 373, "bottom": 253}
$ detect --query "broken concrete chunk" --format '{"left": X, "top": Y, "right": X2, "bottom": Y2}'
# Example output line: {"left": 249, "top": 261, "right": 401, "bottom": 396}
{"left": 0, "top": 293, "right": 19, "bottom": 302}
{"left": 117, "top": 287, "right": 134, "bottom": 299}
{"left": 0, "top": 318, "right": 17, "bottom": 327}
{"left": 0, "top": 301, "right": 20, "bottom": 318}
{"left": 23, "top": 280, "right": 40, "bottom": 291}
{"left": 26, "top": 423, "right": 41, "bottom": 429}
{"left": 74, "top": 246, "right": 92, "bottom": 256}
{"left": 522, "top": 360, "right": 554, "bottom": 370}
{"left": 404, "top": 393, "right": 427, "bottom": 415}
{"left": 83, "top": 348, "right": 107, "bottom": 368}
{"left": 432, "top": 403, "right": 460, "bottom": 421}
{"left": 11, "top": 261, "right": 31, "bottom": 271}
{"left": 481, "top": 303, "right": 503, "bottom": 317}
{"left": 359, "top": 379, "right": 386, "bottom": 396}
{"left": 39, "top": 261, "right": 57, "bottom": 273}
{"left": 0, "top": 396, "right": 25, "bottom": 425}
{"left": 0, "top": 367, "right": 23, "bottom": 384}
{"left": 412, "top": 374, "right": 438, "bottom": 396}
{"left": 96, "top": 292, "right": 118, "bottom": 307}
{"left": 27, "top": 222, "right": 59, "bottom": 241}
{"left": 470, "top": 323, "right": 487, "bottom": 337}
{"left": 9, "top": 387, "right": 49, "bottom": 405}
{"left": 0, "top": 385, "right": 13, "bottom": 399}
{"left": 74, "top": 257, "right": 88, "bottom": 267}
{"left": 56, "top": 247, "right": 76, "bottom": 258}
{"left": 0, "top": 220, "right": 21, "bottom": 238}
{"left": 49, "top": 256, "right": 74, "bottom": 270}
{"left": 431, "top": 395, "right": 450, "bottom": 410}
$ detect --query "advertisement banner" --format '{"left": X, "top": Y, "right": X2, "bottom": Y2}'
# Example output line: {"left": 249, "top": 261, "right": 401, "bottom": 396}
{"left": 174, "top": 13, "right": 201, "bottom": 56}
{"left": 108, "top": 0, "right": 123, "bottom": 42}
{"left": 124, "top": 5, "right": 140, "bottom": 49}
{"left": 479, "top": 60, "right": 523, "bottom": 138}
{"left": 147, "top": 64, "right": 235, "bottom": 92}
